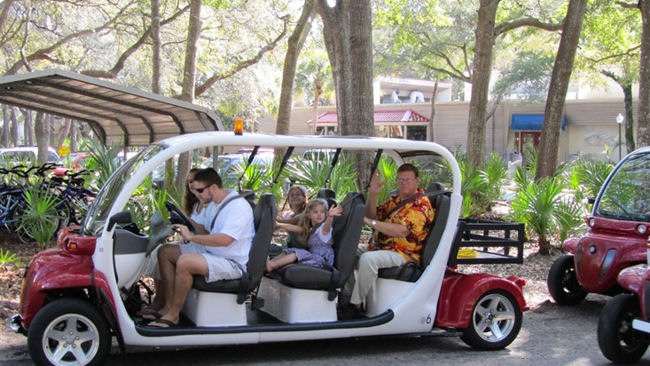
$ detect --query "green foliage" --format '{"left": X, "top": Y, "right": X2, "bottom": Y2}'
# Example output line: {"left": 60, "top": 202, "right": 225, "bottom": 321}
{"left": 456, "top": 152, "right": 507, "bottom": 218}
{"left": 232, "top": 162, "right": 273, "bottom": 191}
{"left": 554, "top": 198, "right": 586, "bottom": 243}
{"left": 286, "top": 154, "right": 359, "bottom": 203}
{"left": 492, "top": 51, "right": 555, "bottom": 101}
{"left": 0, "top": 248, "right": 19, "bottom": 268}
{"left": 511, "top": 176, "right": 564, "bottom": 246}
{"left": 376, "top": 157, "right": 398, "bottom": 203}
{"left": 481, "top": 152, "right": 508, "bottom": 203}
{"left": 571, "top": 158, "right": 614, "bottom": 198}
{"left": 82, "top": 140, "right": 121, "bottom": 191}
{"left": 514, "top": 150, "right": 538, "bottom": 189}
{"left": 18, "top": 187, "right": 65, "bottom": 248}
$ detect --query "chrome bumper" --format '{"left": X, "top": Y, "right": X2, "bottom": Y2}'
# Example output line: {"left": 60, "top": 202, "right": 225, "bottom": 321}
{"left": 7, "top": 314, "right": 27, "bottom": 336}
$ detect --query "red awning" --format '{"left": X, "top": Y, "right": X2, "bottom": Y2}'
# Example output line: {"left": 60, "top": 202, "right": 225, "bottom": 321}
{"left": 312, "top": 109, "right": 429, "bottom": 124}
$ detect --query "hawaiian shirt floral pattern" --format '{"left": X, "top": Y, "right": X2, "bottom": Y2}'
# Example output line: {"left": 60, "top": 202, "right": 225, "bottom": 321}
{"left": 370, "top": 188, "right": 435, "bottom": 264}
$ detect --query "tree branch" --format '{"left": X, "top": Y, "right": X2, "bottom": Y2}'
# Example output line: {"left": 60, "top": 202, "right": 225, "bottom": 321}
{"left": 0, "top": 0, "right": 15, "bottom": 35}
{"left": 495, "top": 17, "right": 564, "bottom": 35}
{"left": 4, "top": 0, "right": 137, "bottom": 75}
{"left": 193, "top": 15, "right": 290, "bottom": 97}
{"left": 582, "top": 45, "right": 641, "bottom": 63}
{"left": 81, "top": 4, "right": 190, "bottom": 79}
{"left": 616, "top": 1, "right": 640, "bottom": 9}
{"left": 421, "top": 62, "right": 471, "bottom": 83}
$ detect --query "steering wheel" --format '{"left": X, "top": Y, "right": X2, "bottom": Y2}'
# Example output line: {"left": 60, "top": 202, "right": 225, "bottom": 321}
{"left": 164, "top": 200, "right": 195, "bottom": 233}
{"left": 145, "top": 211, "right": 175, "bottom": 256}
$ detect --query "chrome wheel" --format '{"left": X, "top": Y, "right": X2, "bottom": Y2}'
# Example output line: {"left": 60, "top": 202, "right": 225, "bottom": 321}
{"left": 28, "top": 299, "right": 111, "bottom": 366}
{"left": 42, "top": 313, "right": 101, "bottom": 365}
{"left": 471, "top": 292, "right": 516, "bottom": 343}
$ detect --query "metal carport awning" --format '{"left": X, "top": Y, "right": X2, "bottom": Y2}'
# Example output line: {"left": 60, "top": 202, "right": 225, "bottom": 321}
{"left": 0, "top": 69, "right": 223, "bottom": 147}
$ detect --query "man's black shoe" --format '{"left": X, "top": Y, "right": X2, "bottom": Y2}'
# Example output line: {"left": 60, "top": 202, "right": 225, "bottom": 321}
{"left": 337, "top": 304, "right": 365, "bottom": 320}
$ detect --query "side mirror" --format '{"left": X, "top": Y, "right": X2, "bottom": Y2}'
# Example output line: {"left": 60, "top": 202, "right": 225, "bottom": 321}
{"left": 107, "top": 211, "right": 133, "bottom": 231}
{"left": 587, "top": 197, "right": 595, "bottom": 205}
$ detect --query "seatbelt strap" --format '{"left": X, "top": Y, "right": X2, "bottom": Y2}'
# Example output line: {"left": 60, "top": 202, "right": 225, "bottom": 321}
{"left": 210, "top": 191, "right": 255, "bottom": 231}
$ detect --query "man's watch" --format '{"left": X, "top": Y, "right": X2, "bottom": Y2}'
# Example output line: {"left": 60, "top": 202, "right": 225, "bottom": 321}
{"left": 371, "top": 220, "right": 377, "bottom": 227}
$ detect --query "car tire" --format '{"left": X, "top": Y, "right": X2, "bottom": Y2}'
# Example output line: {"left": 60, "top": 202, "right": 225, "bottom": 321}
{"left": 27, "top": 298, "right": 112, "bottom": 366}
{"left": 547, "top": 255, "right": 587, "bottom": 305}
{"left": 598, "top": 293, "right": 648, "bottom": 364}
{"left": 460, "top": 290, "right": 522, "bottom": 350}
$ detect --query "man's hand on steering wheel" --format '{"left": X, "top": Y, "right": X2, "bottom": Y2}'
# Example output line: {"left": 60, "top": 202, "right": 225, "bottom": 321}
{"left": 174, "top": 224, "right": 193, "bottom": 243}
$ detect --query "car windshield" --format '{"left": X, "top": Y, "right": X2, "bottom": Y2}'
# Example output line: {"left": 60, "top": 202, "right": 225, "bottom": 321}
{"left": 595, "top": 151, "right": 650, "bottom": 222}
{"left": 81, "top": 144, "right": 164, "bottom": 235}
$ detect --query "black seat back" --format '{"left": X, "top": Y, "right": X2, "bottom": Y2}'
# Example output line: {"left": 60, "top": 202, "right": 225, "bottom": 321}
{"left": 332, "top": 192, "right": 365, "bottom": 286}
{"left": 240, "top": 193, "right": 276, "bottom": 302}
{"left": 240, "top": 189, "right": 256, "bottom": 209}
{"left": 420, "top": 193, "right": 450, "bottom": 268}
{"left": 420, "top": 183, "right": 450, "bottom": 268}
{"left": 317, "top": 188, "right": 337, "bottom": 208}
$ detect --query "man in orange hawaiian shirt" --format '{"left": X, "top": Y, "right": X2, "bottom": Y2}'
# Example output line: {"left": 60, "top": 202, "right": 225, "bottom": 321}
{"left": 349, "top": 163, "right": 435, "bottom": 312}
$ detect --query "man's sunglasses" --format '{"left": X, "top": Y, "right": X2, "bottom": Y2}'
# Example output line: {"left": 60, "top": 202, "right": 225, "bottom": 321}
{"left": 193, "top": 184, "right": 213, "bottom": 193}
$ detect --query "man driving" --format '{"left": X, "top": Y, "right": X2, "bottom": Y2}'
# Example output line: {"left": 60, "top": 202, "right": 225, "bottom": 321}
{"left": 149, "top": 168, "right": 254, "bottom": 328}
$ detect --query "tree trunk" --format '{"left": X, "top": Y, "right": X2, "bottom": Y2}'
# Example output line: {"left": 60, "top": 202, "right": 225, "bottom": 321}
{"left": 56, "top": 118, "right": 72, "bottom": 149}
{"left": 151, "top": 0, "right": 161, "bottom": 94}
{"left": 622, "top": 82, "right": 635, "bottom": 152}
{"left": 9, "top": 106, "right": 18, "bottom": 145}
{"left": 467, "top": 0, "right": 500, "bottom": 168}
{"left": 602, "top": 70, "right": 635, "bottom": 153}
{"left": 348, "top": 0, "right": 374, "bottom": 138}
{"left": 1, "top": 105, "right": 8, "bottom": 147}
{"left": 536, "top": 0, "right": 587, "bottom": 179}
{"left": 428, "top": 80, "right": 439, "bottom": 142}
{"left": 70, "top": 122, "right": 77, "bottom": 152}
{"left": 315, "top": 0, "right": 374, "bottom": 188}
{"left": 637, "top": 0, "right": 650, "bottom": 147}
{"left": 34, "top": 112, "right": 49, "bottom": 164}
{"left": 538, "top": 236, "right": 550, "bottom": 255}
{"left": 276, "top": 0, "right": 313, "bottom": 138}
{"left": 175, "top": 0, "right": 202, "bottom": 193}
{"left": 22, "top": 109, "right": 33, "bottom": 146}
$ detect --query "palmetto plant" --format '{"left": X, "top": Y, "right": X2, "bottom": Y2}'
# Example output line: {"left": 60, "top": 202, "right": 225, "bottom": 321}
{"left": 18, "top": 187, "right": 66, "bottom": 248}
{"left": 287, "top": 155, "right": 358, "bottom": 202}
{"left": 83, "top": 139, "right": 121, "bottom": 191}
{"left": 511, "top": 176, "right": 565, "bottom": 255}
{"left": 375, "top": 157, "right": 398, "bottom": 203}
{"left": 0, "top": 248, "right": 19, "bottom": 268}
{"left": 572, "top": 158, "right": 614, "bottom": 198}
{"left": 481, "top": 152, "right": 508, "bottom": 204}
{"left": 554, "top": 198, "right": 587, "bottom": 243}
{"left": 455, "top": 153, "right": 489, "bottom": 217}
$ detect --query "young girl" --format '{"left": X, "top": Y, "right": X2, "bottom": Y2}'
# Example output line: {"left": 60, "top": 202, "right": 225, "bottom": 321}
{"left": 266, "top": 199, "right": 343, "bottom": 272}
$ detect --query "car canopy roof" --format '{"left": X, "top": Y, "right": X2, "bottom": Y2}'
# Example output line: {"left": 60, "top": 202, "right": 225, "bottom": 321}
{"left": 0, "top": 69, "right": 223, "bottom": 148}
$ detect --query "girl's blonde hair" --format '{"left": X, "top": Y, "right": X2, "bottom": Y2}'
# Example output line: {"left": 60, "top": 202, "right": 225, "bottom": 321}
{"left": 297, "top": 199, "right": 328, "bottom": 243}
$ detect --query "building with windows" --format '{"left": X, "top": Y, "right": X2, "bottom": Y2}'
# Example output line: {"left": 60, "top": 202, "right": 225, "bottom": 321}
{"left": 260, "top": 76, "right": 638, "bottom": 162}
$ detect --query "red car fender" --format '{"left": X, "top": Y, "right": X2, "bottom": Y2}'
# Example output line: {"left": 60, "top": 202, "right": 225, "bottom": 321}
{"left": 617, "top": 264, "right": 647, "bottom": 296}
{"left": 19, "top": 249, "right": 117, "bottom": 329}
{"left": 435, "top": 270, "right": 528, "bottom": 329}
{"left": 562, "top": 237, "right": 580, "bottom": 254}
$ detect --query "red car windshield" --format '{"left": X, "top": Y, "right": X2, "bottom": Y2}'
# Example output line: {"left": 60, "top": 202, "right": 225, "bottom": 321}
{"left": 595, "top": 151, "right": 650, "bottom": 223}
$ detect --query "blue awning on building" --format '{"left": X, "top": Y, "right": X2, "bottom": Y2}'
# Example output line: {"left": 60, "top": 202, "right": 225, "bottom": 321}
{"left": 511, "top": 114, "right": 566, "bottom": 131}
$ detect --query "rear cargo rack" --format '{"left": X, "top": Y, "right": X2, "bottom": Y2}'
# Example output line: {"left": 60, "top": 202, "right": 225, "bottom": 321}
{"left": 448, "top": 218, "right": 526, "bottom": 266}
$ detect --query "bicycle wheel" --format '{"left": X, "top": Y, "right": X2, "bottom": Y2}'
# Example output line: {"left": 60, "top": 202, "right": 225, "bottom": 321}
{"left": 0, "top": 191, "right": 25, "bottom": 232}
